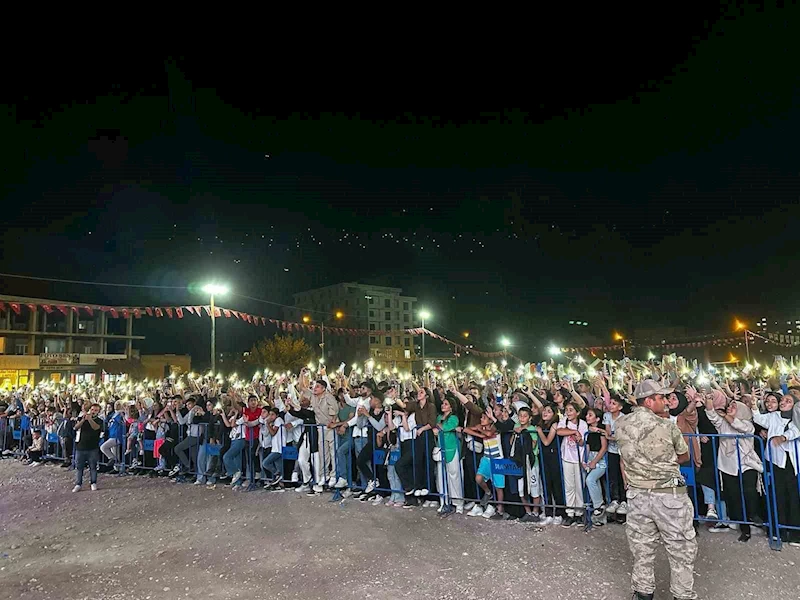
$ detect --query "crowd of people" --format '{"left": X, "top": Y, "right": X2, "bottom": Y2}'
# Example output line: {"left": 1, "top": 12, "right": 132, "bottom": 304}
{"left": 2, "top": 357, "right": 799, "bottom": 548}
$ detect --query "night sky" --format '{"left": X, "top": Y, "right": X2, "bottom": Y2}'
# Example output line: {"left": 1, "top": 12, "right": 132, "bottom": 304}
{"left": 2, "top": 5, "right": 799, "bottom": 364}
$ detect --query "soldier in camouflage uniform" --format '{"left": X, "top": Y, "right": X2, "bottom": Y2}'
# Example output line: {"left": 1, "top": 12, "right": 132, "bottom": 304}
{"left": 616, "top": 380, "right": 697, "bottom": 600}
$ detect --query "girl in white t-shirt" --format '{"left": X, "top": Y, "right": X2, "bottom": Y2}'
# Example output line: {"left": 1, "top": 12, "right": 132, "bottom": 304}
{"left": 556, "top": 402, "right": 588, "bottom": 526}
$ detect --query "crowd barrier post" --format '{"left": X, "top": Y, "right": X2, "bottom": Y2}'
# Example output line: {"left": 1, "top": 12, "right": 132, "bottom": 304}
{"left": 767, "top": 438, "right": 800, "bottom": 551}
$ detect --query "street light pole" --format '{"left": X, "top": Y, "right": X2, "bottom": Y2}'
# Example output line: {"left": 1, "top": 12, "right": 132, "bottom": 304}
{"left": 202, "top": 283, "right": 229, "bottom": 375}
{"left": 419, "top": 309, "right": 431, "bottom": 372}
{"left": 210, "top": 293, "right": 216, "bottom": 374}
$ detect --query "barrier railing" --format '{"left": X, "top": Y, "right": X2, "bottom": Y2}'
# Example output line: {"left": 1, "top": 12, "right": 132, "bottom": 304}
{"left": 767, "top": 438, "right": 800, "bottom": 550}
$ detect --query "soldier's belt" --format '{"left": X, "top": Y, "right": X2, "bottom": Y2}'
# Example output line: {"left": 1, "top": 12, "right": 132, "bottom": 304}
{"left": 630, "top": 486, "right": 687, "bottom": 495}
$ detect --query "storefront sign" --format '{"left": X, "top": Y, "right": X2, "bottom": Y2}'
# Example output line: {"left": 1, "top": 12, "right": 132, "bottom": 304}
{"left": 39, "top": 353, "right": 80, "bottom": 366}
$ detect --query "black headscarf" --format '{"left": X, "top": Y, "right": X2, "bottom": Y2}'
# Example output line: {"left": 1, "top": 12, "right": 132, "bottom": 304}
{"left": 669, "top": 391, "right": 689, "bottom": 417}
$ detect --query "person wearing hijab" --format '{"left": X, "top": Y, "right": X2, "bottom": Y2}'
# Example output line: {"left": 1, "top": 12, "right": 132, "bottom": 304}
{"left": 752, "top": 391, "right": 800, "bottom": 545}
{"left": 703, "top": 394, "right": 763, "bottom": 542}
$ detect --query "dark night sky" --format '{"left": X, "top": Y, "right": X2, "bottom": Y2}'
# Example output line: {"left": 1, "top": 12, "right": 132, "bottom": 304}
{"left": 1, "top": 4, "right": 799, "bottom": 363}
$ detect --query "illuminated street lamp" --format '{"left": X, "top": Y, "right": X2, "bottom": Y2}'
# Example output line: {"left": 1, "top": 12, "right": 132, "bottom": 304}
{"left": 419, "top": 309, "right": 431, "bottom": 366}
{"left": 202, "top": 283, "right": 230, "bottom": 374}
{"left": 500, "top": 337, "right": 510, "bottom": 361}
{"left": 548, "top": 345, "right": 561, "bottom": 356}
{"left": 613, "top": 332, "right": 627, "bottom": 357}
{"left": 734, "top": 319, "right": 750, "bottom": 361}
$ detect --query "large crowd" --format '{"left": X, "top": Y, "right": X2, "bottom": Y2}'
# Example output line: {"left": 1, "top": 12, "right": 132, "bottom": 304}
{"left": 2, "top": 357, "right": 799, "bottom": 547}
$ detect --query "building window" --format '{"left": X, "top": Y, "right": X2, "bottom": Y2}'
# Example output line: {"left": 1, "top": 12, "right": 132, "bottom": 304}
{"left": 369, "top": 297, "right": 374, "bottom": 305}
{"left": 15, "top": 343, "right": 28, "bottom": 355}
{"left": 385, "top": 337, "right": 392, "bottom": 346}
{"left": 385, "top": 311, "right": 391, "bottom": 320}
{"left": 395, "top": 336, "right": 400, "bottom": 346}
{"left": 403, "top": 302, "right": 409, "bottom": 310}
{"left": 369, "top": 324, "right": 376, "bottom": 331}
{"left": 356, "top": 311, "right": 360, "bottom": 317}
{"left": 394, "top": 300, "right": 399, "bottom": 308}
{"left": 347, "top": 287, "right": 357, "bottom": 294}
{"left": 403, "top": 314, "right": 410, "bottom": 323}
{"left": 404, "top": 349, "right": 411, "bottom": 359}
{"left": 384, "top": 299, "right": 390, "bottom": 308}
{"left": 369, "top": 310, "right": 375, "bottom": 317}
{"left": 404, "top": 337, "right": 411, "bottom": 347}
{"left": 370, "top": 336, "right": 377, "bottom": 344}
{"left": 395, "top": 311, "right": 400, "bottom": 320}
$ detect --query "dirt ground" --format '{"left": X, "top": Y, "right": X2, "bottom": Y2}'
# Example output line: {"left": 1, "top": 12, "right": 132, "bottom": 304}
{"left": 1, "top": 460, "right": 797, "bottom": 600}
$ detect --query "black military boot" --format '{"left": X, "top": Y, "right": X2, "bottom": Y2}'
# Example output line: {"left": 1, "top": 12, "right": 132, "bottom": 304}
{"left": 632, "top": 593, "right": 654, "bottom": 600}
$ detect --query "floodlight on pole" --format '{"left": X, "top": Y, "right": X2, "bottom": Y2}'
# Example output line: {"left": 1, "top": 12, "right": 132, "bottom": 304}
{"left": 201, "top": 283, "right": 229, "bottom": 374}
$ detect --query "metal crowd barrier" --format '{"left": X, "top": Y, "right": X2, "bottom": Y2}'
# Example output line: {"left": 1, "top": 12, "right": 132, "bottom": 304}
{"left": 4, "top": 409, "right": 800, "bottom": 553}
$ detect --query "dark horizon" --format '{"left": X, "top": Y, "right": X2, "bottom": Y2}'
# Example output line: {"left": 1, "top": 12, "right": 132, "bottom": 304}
{"left": 2, "top": 5, "right": 799, "bottom": 364}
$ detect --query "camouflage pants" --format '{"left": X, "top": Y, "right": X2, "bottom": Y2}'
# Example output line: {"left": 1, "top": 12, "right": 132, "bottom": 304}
{"left": 626, "top": 488, "right": 697, "bottom": 599}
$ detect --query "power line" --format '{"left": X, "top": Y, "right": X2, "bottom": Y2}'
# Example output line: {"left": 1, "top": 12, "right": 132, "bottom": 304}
{"left": 0, "top": 271, "right": 349, "bottom": 319}
{"left": 0, "top": 272, "right": 187, "bottom": 290}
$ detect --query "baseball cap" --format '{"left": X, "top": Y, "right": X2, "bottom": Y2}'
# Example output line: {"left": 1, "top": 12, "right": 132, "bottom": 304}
{"left": 633, "top": 379, "right": 674, "bottom": 399}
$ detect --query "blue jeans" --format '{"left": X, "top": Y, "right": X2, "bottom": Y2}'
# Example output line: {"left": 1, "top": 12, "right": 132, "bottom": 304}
{"left": 223, "top": 438, "right": 245, "bottom": 479}
{"left": 194, "top": 442, "right": 208, "bottom": 483}
{"left": 353, "top": 436, "right": 368, "bottom": 488}
{"left": 584, "top": 451, "right": 607, "bottom": 509}
{"left": 336, "top": 432, "right": 353, "bottom": 482}
{"left": 261, "top": 451, "right": 283, "bottom": 478}
{"left": 388, "top": 463, "right": 404, "bottom": 503}
{"left": 75, "top": 449, "right": 99, "bottom": 487}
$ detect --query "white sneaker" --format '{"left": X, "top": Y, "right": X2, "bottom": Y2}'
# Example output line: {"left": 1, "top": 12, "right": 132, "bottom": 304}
{"left": 708, "top": 523, "right": 730, "bottom": 533}
{"left": 464, "top": 502, "right": 476, "bottom": 511}
{"left": 334, "top": 477, "right": 348, "bottom": 489}
{"left": 371, "top": 495, "right": 385, "bottom": 506}
{"left": 168, "top": 465, "right": 181, "bottom": 477}
{"left": 291, "top": 472, "right": 299, "bottom": 482}
{"left": 540, "top": 516, "right": 554, "bottom": 526}
{"left": 617, "top": 501, "right": 628, "bottom": 515}
{"left": 312, "top": 484, "right": 324, "bottom": 493}
{"left": 72, "top": 485, "right": 81, "bottom": 493}
{"left": 468, "top": 505, "right": 484, "bottom": 517}
{"left": 482, "top": 505, "right": 497, "bottom": 519}
{"left": 415, "top": 488, "right": 430, "bottom": 497}
{"left": 552, "top": 516, "right": 563, "bottom": 526}
{"left": 231, "top": 471, "right": 242, "bottom": 485}
{"left": 424, "top": 500, "right": 438, "bottom": 508}
{"left": 707, "top": 507, "right": 719, "bottom": 520}
{"left": 90, "top": 484, "right": 97, "bottom": 491}
{"left": 327, "top": 475, "right": 337, "bottom": 488}
{"left": 456, "top": 506, "right": 464, "bottom": 515}
{"left": 30, "top": 461, "right": 42, "bottom": 467}
{"left": 606, "top": 500, "right": 619, "bottom": 514}
{"left": 364, "top": 480, "right": 376, "bottom": 494}
{"left": 296, "top": 484, "right": 311, "bottom": 493}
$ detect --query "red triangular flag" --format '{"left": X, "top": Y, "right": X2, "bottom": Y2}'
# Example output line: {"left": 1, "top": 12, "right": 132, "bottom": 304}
{"left": 56, "top": 305, "right": 68, "bottom": 316}
{"left": 203, "top": 306, "right": 211, "bottom": 316}
{"left": 223, "top": 309, "right": 231, "bottom": 318}
{"left": 165, "top": 307, "right": 173, "bottom": 318}
{"left": 70, "top": 306, "right": 80, "bottom": 314}
{"left": 194, "top": 306, "right": 203, "bottom": 316}
{"left": 27, "top": 304, "right": 37, "bottom": 312}
{"left": 145, "top": 307, "right": 153, "bottom": 317}
{"left": 109, "top": 308, "right": 119, "bottom": 318}
{"left": 185, "top": 306, "right": 195, "bottom": 315}
{"left": 83, "top": 306, "right": 94, "bottom": 316}
{"left": 261, "top": 317, "right": 266, "bottom": 325}
{"left": 214, "top": 308, "right": 221, "bottom": 318}
{"left": 0, "top": 302, "right": 5, "bottom": 312}
{"left": 175, "top": 307, "right": 183, "bottom": 319}
{"left": 155, "top": 308, "right": 163, "bottom": 318}
{"left": 10, "top": 303, "right": 21, "bottom": 315}
{"left": 121, "top": 308, "right": 130, "bottom": 319}
{"left": 133, "top": 308, "right": 142, "bottom": 319}
{"left": 232, "top": 311, "right": 241, "bottom": 319}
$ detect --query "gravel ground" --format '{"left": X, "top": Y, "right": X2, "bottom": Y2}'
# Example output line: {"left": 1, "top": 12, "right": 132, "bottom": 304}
{"left": 0, "top": 460, "right": 797, "bottom": 600}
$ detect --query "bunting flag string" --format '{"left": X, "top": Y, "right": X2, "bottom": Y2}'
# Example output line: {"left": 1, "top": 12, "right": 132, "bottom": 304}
{"left": 0, "top": 298, "right": 788, "bottom": 356}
